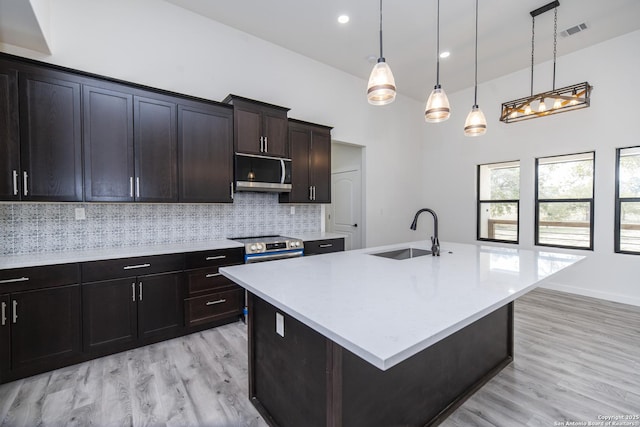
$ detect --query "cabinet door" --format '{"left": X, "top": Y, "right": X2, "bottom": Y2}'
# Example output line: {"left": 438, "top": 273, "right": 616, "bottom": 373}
{"left": 0, "top": 64, "right": 20, "bottom": 201}
{"left": 83, "top": 84, "right": 134, "bottom": 202}
{"left": 287, "top": 126, "right": 311, "bottom": 202}
{"left": 19, "top": 72, "right": 82, "bottom": 201}
{"left": 137, "top": 271, "right": 183, "bottom": 341}
{"left": 134, "top": 96, "right": 178, "bottom": 202}
{"left": 10, "top": 284, "right": 81, "bottom": 372}
{"left": 178, "top": 103, "right": 233, "bottom": 203}
{"left": 82, "top": 278, "right": 138, "bottom": 356}
{"left": 263, "top": 110, "right": 288, "bottom": 157}
{"left": 0, "top": 294, "right": 10, "bottom": 378}
{"left": 234, "top": 106, "right": 262, "bottom": 155}
{"left": 310, "top": 131, "right": 331, "bottom": 203}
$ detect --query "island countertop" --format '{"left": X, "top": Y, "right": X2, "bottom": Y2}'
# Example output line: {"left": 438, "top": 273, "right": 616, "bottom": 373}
{"left": 220, "top": 241, "right": 584, "bottom": 370}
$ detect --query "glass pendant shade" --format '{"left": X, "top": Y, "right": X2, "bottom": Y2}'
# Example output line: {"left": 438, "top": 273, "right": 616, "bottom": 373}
{"left": 367, "top": 60, "right": 396, "bottom": 105}
{"left": 464, "top": 105, "right": 487, "bottom": 137}
{"left": 424, "top": 86, "right": 450, "bottom": 122}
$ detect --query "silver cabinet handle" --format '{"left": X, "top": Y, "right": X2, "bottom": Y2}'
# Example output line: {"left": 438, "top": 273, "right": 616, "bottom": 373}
{"left": 264, "top": 136, "right": 268, "bottom": 152}
{"left": 1, "top": 301, "right": 6, "bottom": 326}
{"left": 139, "top": 282, "right": 143, "bottom": 301}
{"left": 206, "top": 255, "right": 226, "bottom": 261}
{"left": 205, "top": 273, "right": 221, "bottom": 278}
{"left": 23, "top": 171, "right": 28, "bottom": 196}
{"left": 12, "top": 170, "right": 18, "bottom": 196}
{"left": 129, "top": 177, "right": 134, "bottom": 198}
{"left": 0, "top": 277, "right": 29, "bottom": 284}
{"left": 206, "top": 299, "right": 226, "bottom": 306}
{"left": 309, "top": 186, "right": 313, "bottom": 200}
{"left": 12, "top": 300, "right": 17, "bottom": 324}
{"left": 313, "top": 186, "right": 316, "bottom": 201}
{"left": 259, "top": 136, "right": 264, "bottom": 152}
{"left": 230, "top": 182, "right": 234, "bottom": 200}
{"left": 123, "top": 263, "right": 151, "bottom": 270}
{"left": 136, "top": 177, "right": 140, "bottom": 198}
{"left": 319, "top": 243, "right": 333, "bottom": 248}
{"left": 132, "top": 283, "right": 136, "bottom": 302}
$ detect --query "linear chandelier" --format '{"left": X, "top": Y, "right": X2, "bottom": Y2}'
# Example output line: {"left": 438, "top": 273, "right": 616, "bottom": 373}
{"left": 499, "top": 1, "right": 593, "bottom": 123}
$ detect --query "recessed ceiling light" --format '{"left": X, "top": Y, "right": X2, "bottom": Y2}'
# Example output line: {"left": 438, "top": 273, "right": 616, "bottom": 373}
{"left": 439, "top": 51, "right": 450, "bottom": 59}
{"left": 338, "top": 15, "right": 350, "bottom": 24}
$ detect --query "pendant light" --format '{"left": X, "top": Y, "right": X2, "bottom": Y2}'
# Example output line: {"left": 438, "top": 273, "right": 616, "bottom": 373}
{"left": 464, "top": 0, "right": 487, "bottom": 137}
{"left": 367, "top": 0, "right": 396, "bottom": 105}
{"left": 425, "top": 0, "right": 450, "bottom": 122}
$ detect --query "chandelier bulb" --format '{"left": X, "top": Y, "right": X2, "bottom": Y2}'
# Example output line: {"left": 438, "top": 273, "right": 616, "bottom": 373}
{"left": 425, "top": 86, "right": 451, "bottom": 122}
{"left": 538, "top": 100, "right": 547, "bottom": 113}
{"left": 553, "top": 98, "right": 562, "bottom": 109}
{"left": 464, "top": 105, "right": 487, "bottom": 137}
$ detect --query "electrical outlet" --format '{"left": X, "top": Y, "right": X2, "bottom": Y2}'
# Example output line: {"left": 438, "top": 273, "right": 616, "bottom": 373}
{"left": 75, "top": 207, "right": 86, "bottom": 220}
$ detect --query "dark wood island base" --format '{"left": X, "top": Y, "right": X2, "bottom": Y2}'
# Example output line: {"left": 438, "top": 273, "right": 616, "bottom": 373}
{"left": 247, "top": 293, "right": 514, "bottom": 427}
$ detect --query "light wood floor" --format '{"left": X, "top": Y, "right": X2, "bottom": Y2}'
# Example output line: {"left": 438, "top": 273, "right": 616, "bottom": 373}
{"left": 1, "top": 288, "right": 639, "bottom": 427}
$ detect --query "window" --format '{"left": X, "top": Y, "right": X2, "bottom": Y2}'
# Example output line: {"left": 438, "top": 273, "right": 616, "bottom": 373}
{"left": 477, "top": 161, "right": 520, "bottom": 243}
{"left": 615, "top": 146, "right": 640, "bottom": 254}
{"left": 535, "top": 152, "right": 594, "bottom": 249}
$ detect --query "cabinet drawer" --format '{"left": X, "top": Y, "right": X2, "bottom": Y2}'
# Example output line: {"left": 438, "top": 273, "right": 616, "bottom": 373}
{"left": 184, "top": 247, "right": 243, "bottom": 269}
{"left": 186, "top": 267, "right": 237, "bottom": 296}
{"left": 304, "top": 238, "right": 345, "bottom": 255}
{"left": 81, "top": 253, "right": 184, "bottom": 282}
{"left": 0, "top": 264, "right": 79, "bottom": 292}
{"left": 185, "top": 288, "right": 243, "bottom": 327}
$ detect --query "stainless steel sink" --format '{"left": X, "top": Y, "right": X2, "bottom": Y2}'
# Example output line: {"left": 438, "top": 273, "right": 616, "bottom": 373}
{"left": 370, "top": 247, "right": 432, "bottom": 260}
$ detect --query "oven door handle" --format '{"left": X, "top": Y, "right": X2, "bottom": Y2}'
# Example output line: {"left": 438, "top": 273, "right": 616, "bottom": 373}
{"left": 246, "top": 250, "right": 303, "bottom": 264}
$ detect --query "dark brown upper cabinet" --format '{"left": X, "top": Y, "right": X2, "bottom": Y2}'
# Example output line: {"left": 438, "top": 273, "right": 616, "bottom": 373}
{"left": 224, "top": 94, "right": 289, "bottom": 158}
{"left": 83, "top": 82, "right": 178, "bottom": 203}
{"left": 0, "top": 61, "right": 20, "bottom": 201}
{"left": 280, "top": 119, "right": 332, "bottom": 204}
{"left": 178, "top": 102, "right": 234, "bottom": 203}
{"left": 19, "top": 69, "right": 83, "bottom": 201}
{"left": 83, "top": 83, "right": 134, "bottom": 202}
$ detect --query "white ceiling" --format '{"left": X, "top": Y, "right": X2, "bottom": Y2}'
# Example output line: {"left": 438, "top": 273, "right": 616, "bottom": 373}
{"left": 164, "top": 0, "right": 640, "bottom": 102}
{"left": 1, "top": 1, "right": 639, "bottom": 103}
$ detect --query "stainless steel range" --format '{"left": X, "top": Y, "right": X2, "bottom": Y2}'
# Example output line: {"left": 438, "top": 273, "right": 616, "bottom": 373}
{"left": 232, "top": 235, "right": 304, "bottom": 263}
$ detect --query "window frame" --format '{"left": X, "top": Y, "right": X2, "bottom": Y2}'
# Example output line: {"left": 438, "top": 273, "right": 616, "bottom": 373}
{"left": 615, "top": 145, "right": 640, "bottom": 255}
{"left": 476, "top": 160, "right": 520, "bottom": 244}
{"left": 534, "top": 151, "right": 595, "bottom": 251}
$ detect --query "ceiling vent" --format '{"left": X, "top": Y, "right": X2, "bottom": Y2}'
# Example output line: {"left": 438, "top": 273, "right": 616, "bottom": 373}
{"left": 560, "top": 22, "right": 588, "bottom": 37}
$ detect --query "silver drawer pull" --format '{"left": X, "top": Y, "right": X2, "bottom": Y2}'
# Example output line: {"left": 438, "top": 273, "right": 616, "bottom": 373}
{"left": 1, "top": 301, "right": 6, "bottom": 326}
{"left": 206, "top": 255, "right": 226, "bottom": 261}
{"left": 12, "top": 300, "right": 17, "bottom": 324}
{"left": 319, "top": 243, "right": 333, "bottom": 248}
{"left": 123, "top": 263, "right": 151, "bottom": 270}
{"left": 206, "top": 299, "right": 226, "bottom": 306}
{"left": 0, "top": 277, "right": 29, "bottom": 284}
{"left": 205, "top": 273, "right": 222, "bottom": 278}
{"left": 12, "top": 170, "right": 18, "bottom": 196}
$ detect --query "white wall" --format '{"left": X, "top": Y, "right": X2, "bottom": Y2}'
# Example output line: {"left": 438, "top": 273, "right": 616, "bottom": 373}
{"left": 0, "top": 0, "right": 425, "bottom": 249}
{"left": 421, "top": 30, "right": 640, "bottom": 306}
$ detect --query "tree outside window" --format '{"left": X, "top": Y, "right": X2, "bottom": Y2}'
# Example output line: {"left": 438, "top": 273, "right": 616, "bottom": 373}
{"left": 615, "top": 146, "right": 640, "bottom": 254}
{"left": 477, "top": 161, "right": 520, "bottom": 243}
{"left": 536, "top": 152, "right": 594, "bottom": 250}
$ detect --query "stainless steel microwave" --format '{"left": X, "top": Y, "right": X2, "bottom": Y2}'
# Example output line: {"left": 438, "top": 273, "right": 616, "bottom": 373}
{"left": 235, "top": 153, "right": 292, "bottom": 192}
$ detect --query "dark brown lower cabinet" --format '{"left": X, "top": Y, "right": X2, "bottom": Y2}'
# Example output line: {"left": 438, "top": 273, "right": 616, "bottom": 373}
{"left": 8, "top": 285, "right": 82, "bottom": 376}
{"left": 83, "top": 271, "right": 183, "bottom": 357}
{"left": 0, "top": 294, "right": 11, "bottom": 382}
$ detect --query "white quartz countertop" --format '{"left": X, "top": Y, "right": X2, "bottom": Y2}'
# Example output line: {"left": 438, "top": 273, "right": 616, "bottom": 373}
{"left": 220, "top": 241, "right": 585, "bottom": 370}
{"left": 291, "top": 232, "right": 348, "bottom": 242}
{"left": 0, "top": 239, "right": 244, "bottom": 270}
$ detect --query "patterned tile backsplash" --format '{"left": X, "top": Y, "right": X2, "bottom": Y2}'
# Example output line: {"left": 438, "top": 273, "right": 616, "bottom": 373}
{"left": 0, "top": 193, "right": 321, "bottom": 256}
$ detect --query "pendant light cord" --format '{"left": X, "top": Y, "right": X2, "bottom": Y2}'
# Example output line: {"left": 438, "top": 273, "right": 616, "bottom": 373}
{"left": 436, "top": 0, "right": 440, "bottom": 85}
{"left": 552, "top": 6, "right": 557, "bottom": 90}
{"left": 473, "top": 0, "right": 478, "bottom": 106}
{"left": 379, "top": 0, "right": 384, "bottom": 59}
{"left": 530, "top": 15, "right": 535, "bottom": 97}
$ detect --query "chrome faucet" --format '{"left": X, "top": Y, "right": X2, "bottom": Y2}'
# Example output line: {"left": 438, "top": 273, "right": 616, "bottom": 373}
{"left": 410, "top": 208, "right": 440, "bottom": 256}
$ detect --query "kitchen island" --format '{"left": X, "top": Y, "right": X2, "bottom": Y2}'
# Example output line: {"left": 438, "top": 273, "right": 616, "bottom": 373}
{"left": 220, "top": 241, "right": 584, "bottom": 427}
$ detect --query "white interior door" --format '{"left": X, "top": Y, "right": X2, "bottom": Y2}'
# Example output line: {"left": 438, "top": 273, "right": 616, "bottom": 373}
{"left": 329, "top": 170, "right": 362, "bottom": 250}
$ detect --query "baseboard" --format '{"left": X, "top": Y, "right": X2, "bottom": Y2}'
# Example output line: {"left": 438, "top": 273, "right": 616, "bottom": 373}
{"left": 540, "top": 282, "right": 640, "bottom": 307}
